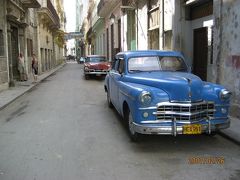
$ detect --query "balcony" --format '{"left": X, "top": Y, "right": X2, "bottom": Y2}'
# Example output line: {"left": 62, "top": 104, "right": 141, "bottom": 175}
{"left": 7, "top": 0, "right": 29, "bottom": 27}
{"left": 21, "top": 0, "right": 40, "bottom": 8}
{"left": 38, "top": 0, "right": 60, "bottom": 30}
{"left": 97, "top": 0, "right": 119, "bottom": 17}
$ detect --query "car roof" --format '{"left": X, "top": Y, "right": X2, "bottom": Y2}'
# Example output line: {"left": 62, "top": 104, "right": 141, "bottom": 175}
{"left": 116, "top": 50, "right": 184, "bottom": 58}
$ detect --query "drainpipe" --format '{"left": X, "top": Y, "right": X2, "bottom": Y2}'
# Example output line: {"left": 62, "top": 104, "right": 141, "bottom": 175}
{"left": 216, "top": 0, "right": 223, "bottom": 84}
{"left": 136, "top": 1, "right": 138, "bottom": 50}
{"left": 162, "top": 0, "right": 165, "bottom": 49}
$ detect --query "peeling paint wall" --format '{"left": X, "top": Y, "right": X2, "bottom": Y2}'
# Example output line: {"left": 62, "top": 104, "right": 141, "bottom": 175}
{"left": 137, "top": 0, "right": 148, "bottom": 50}
{"left": 0, "top": 0, "right": 8, "bottom": 91}
{"left": 213, "top": 0, "right": 240, "bottom": 118}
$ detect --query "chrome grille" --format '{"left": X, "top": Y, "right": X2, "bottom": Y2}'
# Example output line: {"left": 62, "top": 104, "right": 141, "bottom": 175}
{"left": 155, "top": 101, "right": 215, "bottom": 122}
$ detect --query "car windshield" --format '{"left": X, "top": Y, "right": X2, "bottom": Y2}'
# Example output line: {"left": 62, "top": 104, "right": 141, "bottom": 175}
{"left": 86, "top": 56, "right": 107, "bottom": 62}
{"left": 128, "top": 56, "right": 188, "bottom": 72}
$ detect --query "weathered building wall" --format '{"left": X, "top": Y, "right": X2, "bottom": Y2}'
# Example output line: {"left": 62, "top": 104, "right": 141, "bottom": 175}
{"left": 137, "top": 0, "right": 148, "bottom": 50}
{"left": 38, "top": 23, "right": 54, "bottom": 72}
{"left": 25, "top": 9, "right": 38, "bottom": 75}
{"left": 213, "top": 0, "right": 240, "bottom": 118}
{"left": 0, "top": 0, "right": 9, "bottom": 91}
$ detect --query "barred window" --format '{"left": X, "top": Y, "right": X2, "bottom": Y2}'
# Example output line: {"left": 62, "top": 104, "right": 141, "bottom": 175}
{"left": 0, "top": 30, "right": 4, "bottom": 56}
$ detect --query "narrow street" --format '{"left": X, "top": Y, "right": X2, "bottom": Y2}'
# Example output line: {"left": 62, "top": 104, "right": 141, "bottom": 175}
{"left": 0, "top": 63, "right": 239, "bottom": 180}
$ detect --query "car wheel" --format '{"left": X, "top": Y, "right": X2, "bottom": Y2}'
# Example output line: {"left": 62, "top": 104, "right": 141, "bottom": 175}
{"left": 107, "top": 90, "right": 113, "bottom": 108}
{"left": 125, "top": 108, "right": 139, "bottom": 142}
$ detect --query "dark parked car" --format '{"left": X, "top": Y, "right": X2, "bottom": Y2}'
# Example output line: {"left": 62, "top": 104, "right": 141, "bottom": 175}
{"left": 104, "top": 50, "right": 231, "bottom": 141}
{"left": 84, "top": 55, "right": 111, "bottom": 79}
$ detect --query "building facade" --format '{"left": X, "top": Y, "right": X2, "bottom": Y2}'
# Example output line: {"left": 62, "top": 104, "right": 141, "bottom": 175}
{"left": 0, "top": 0, "right": 65, "bottom": 91}
{"left": 0, "top": 0, "right": 41, "bottom": 90}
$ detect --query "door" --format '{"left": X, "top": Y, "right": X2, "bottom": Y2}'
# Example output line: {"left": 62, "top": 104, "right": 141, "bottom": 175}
{"left": 11, "top": 27, "right": 19, "bottom": 80}
{"left": 109, "top": 57, "right": 124, "bottom": 112}
{"left": 193, "top": 27, "right": 208, "bottom": 81}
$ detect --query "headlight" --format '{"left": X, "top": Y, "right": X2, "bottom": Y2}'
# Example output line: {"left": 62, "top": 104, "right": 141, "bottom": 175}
{"left": 139, "top": 91, "right": 152, "bottom": 105}
{"left": 84, "top": 66, "right": 89, "bottom": 70}
{"left": 219, "top": 89, "right": 232, "bottom": 100}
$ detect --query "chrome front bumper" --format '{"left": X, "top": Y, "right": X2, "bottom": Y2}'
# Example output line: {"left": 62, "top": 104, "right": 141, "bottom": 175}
{"left": 133, "top": 120, "right": 230, "bottom": 136}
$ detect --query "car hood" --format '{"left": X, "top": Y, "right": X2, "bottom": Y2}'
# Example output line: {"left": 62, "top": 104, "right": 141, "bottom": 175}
{"left": 85, "top": 62, "right": 110, "bottom": 70}
{"left": 126, "top": 72, "right": 204, "bottom": 102}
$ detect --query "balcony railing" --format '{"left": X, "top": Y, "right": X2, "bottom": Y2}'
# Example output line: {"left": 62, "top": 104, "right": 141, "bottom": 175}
{"left": 38, "top": 0, "right": 60, "bottom": 29}
{"left": 47, "top": 0, "right": 60, "bottom": 26}
{"left": 21, "top": 0, "right": 41, "bottom": 8}
{"left": 97, "top": 0, "right": 119, "bottom": 17}
{"left": 9, "top": 0, "right": 24, "bottom": 9}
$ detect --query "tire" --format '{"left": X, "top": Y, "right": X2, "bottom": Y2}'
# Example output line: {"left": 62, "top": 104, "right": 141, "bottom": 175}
{"left": 107, "top": 90, "right": 113, "bottom": 108}
{"left": 125, "top": 108, "right": 139, "bottom": 142}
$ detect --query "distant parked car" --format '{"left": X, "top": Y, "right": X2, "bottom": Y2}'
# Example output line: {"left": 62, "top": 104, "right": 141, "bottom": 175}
{"left": 84, "top": 55, "right": 111, "bottom": 79}
{"left": 104, "top": 50, "right": 231, "bottom": 141}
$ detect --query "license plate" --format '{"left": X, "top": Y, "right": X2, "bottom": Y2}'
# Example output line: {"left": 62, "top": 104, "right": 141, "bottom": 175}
{"left": 183, "top": 124, "right": 202, "bottom": 134}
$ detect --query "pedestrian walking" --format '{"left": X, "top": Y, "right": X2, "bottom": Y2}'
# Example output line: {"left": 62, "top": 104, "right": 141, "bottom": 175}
{"left": 18, "top": 53, "right": 27, "bottom": 81}
{"left": 32, "top": 54, "right": 38, "bottom": 83}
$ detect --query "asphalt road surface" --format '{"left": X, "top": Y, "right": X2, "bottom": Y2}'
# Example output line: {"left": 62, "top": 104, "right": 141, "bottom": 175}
{"left": 0, "top": 63, "right": 239, "bottom": 180}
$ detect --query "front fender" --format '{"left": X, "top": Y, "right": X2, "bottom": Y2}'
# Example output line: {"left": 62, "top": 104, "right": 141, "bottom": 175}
{"left": 118, "top": 82, "right": 169, "bottom": 120}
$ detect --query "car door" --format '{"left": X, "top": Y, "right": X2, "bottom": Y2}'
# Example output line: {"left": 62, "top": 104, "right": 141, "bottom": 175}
{"left": 108, "top": 57, "right": 119, "bottom": 107}
{"left": 109, "top": 56, "right": 124, "bottom": 112}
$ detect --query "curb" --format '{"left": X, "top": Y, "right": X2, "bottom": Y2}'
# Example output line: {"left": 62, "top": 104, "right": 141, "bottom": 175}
{"left": 218, "top": 131, "right": 240, "bottom": 146}
{"left": 0, "top": 63, "right": 65, "bottom": 111}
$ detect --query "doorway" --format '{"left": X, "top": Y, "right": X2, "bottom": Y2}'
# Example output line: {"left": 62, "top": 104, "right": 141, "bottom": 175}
{"left": 11, "top": 26, "right": 19, "bottom": 80}
{"left": 193, "top": 27, "right": 208, "bottom": 81}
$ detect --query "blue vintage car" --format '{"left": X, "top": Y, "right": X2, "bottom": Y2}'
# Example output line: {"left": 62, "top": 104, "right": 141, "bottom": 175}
{"left": 104, "top": 50, "right": 231, "bottom": 141}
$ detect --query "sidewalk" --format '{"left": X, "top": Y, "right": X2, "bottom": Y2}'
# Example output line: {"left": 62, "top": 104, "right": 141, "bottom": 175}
{"left": 219, "top": 116, "right": 240, "bottom": 145}
{"left": 0, "top": 62, "right": 239, "bottom": 145}
{"left": 0, "top": 63, "right": 65, "bottom": 111}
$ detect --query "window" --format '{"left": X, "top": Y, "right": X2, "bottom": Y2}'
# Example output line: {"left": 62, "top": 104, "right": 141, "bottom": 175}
{"left": 128, "top": 56, "right": 187, "bottom": 72}
{"left": 0, "top": 30, "right": 4, "bottom": 56}
{"left": 164, "top": 30, "right": 172, "bottom": 50}
{"left": 160, "top": 57, "right": 187, "bottom": 71}
{"left": 128, "top": 56, "right": 160, "bottom": 72}
{"left": 118, "top": 59, "right": 125, "bottom": 74}
{"left": 113, "top": 59, "right": 119, "bottom": 71}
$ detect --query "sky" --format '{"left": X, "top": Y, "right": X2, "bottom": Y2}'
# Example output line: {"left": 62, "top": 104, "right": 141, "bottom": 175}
{"left": 64, "top": 0, "right": 76, "bottom": 55}
{"left": 64, "top": 0, "right": 76, "bottom": 32}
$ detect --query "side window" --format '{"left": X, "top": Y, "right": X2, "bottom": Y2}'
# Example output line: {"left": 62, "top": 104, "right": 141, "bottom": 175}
{"left": 113, "top": 59, "right": 119, "bottom": 71}
{"left": 118, "top": 58, "right": 125, "bottom": 74}
{"left": 111, "top": 58, "right": 117, "bottom": 70}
